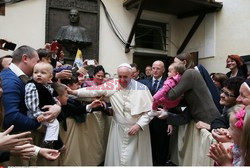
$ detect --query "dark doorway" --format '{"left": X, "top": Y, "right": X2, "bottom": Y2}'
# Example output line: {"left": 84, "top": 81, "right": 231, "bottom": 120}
{"left": 190, "top": 51, "right": 199, "bottom": 66}
{"left": 133, "top": 52, "right": 174, "bottom": 78}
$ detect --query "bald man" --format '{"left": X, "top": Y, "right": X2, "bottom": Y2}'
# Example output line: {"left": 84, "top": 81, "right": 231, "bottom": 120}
{"left": 69, "top": 63, "right": 153, "bottom": 166}
{"left": 139, "top": 60, "right": 170, "bottom": 166}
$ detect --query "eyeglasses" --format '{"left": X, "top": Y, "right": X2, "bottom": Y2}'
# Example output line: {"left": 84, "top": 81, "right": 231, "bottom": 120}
{"left": 220, "top": 88, "right": 235, "bottom": 98}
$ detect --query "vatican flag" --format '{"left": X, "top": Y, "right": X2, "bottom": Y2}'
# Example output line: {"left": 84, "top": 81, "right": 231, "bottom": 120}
{"left": 73, "top": 49, "right": 83, "bottom": 68}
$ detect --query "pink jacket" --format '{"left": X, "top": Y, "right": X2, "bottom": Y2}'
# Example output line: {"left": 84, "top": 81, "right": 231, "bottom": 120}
{"left": 152, "top": 74, "right": 182, "bottom": 110}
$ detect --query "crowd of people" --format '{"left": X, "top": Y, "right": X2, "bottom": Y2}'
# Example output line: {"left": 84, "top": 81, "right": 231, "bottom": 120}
{"left": 0, "top": 38, "right": 250, "bottom": 166}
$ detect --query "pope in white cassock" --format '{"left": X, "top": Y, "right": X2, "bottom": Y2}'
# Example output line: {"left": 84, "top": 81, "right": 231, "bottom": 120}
{"left": 69, "top": 63, "right": 154, "bottom": 166}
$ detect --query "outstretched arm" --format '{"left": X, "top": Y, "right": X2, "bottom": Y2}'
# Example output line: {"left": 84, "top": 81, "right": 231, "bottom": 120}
{"left": 38, "top": 147, "right": 60, "bottom": 160}
{"left": 0, "top": 125, "right": 32, "bottom": 151}
{"left": 68, "top": 81, "right": 114, "bottom": 98}
{"left": 156, "top": 107, "right": 191, "bottom": 125}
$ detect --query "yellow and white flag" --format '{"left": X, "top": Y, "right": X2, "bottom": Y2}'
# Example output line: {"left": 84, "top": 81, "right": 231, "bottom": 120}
{"left": 73, "top": 48, "right": 83, "bottom": 68}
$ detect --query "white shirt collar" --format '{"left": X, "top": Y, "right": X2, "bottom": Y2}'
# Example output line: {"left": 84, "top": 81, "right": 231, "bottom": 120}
{"left": 9, "top": 63, "right": 25, "bottom": 77}
{"left": 153, "top": 76, "right": 162, "bottom": 82}
{"left": 51, "top": 53, "right": 57, "bottom": 59}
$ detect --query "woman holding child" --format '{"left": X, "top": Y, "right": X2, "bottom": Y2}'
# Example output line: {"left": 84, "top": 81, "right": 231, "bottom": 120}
{"left": 157, "top": 52, "right": 220, "bottom": 165}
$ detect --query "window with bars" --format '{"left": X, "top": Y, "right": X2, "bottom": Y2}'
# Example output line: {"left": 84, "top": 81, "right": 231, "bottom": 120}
{"left": 135, "top": 19, "right": 169, "bottom": 52}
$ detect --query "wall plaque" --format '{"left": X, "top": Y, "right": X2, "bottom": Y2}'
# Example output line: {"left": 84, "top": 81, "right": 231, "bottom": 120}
{"left": 46, "top": 0, "right": 99, "bottom": 64}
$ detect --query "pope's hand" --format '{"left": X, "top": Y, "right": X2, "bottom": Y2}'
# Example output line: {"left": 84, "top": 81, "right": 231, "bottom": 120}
{"left": 128, "top": 124, "right": 141, "bottom": 136}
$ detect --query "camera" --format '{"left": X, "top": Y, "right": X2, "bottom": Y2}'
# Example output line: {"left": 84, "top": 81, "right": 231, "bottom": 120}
{"left": 3, "top": 42, "right": 16, "bottom": 51}
{"left": 71, "top": 66, "right": 79, "bottom": 73}
{"left": 87, "top": 59, "right": 95, "bottom": 65}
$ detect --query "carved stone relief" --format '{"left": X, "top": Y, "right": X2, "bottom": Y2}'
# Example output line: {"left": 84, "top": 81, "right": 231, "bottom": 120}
{"left": 46, "top": 0, "right": 99, "bottom": 64}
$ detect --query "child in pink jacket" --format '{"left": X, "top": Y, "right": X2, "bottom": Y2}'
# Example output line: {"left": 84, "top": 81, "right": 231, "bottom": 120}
{"left": 149, "top": 63, "right": 185, "bottom": 133}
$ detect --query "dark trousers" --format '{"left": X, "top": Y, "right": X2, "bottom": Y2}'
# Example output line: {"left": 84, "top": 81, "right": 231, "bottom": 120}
{"left": 149, "top": 117, "right": 170, "bottom": 166}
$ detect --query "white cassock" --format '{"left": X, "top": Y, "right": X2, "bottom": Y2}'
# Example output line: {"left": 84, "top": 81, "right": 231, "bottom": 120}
{"left": 77, "top": 79, "right": 153, "bottom": 166}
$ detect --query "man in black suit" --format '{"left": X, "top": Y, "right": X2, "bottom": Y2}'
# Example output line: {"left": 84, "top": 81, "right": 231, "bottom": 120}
{"left": 139, "top": 60, "right": 169, "bottom": 166}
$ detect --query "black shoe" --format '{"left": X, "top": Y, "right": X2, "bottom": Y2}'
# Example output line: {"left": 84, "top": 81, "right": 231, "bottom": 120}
{"left": 42, "top": 140, "right": 55, "bottom": 149}
{"left": 165, "top": 160, "right": 177, "bottom": 166}
{"left": 54, "top": 136, "right": 65, "bottom": 151}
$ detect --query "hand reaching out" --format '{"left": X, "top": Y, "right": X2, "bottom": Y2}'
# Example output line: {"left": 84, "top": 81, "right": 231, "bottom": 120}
{"left": 67, "top": 86, "right": 77, "bottom": 95}
{"left": 39, "top": 148, "right": 60, "bottom": 161}
{"left": 0, "top": 125, "right": 32, "bottom": 151}
{"left": 11, "top": 145, "right": 60, "bottom": 160}
{"left": 155, "top": 108, "right": 168, "bottom": 119}
{"left": 10, "top": 143, "right": 35, "bottom": 160}
{"left": 89, "top": 99, "right": 105, "bottom": 109}
{"left": 55, "top": 70, "right": 72, "bottom": 80}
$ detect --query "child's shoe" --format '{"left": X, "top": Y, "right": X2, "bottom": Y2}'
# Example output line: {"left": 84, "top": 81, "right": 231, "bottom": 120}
{"left": 41, "top": 140, "right": 55, "bottom": 149}
{"left": 148, "top": 110, "right": 156, "bottom": 117}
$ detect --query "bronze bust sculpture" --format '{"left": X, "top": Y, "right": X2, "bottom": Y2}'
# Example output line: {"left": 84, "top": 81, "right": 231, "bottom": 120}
{"left": 55, "top": 9, "right": 92, "bottom": 54}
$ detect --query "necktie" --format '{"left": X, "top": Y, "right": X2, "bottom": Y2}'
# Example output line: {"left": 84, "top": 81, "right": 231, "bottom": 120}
{"left": 152, "top": 79, "right": 159, "bottom": 95}
{"left": 19, "top": 75, "right": 30, "bottom": 84}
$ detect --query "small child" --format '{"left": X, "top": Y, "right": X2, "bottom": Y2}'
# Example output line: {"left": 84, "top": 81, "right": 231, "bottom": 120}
{"left": 149, "top": 63, "right": 185, "bottom": 133}
{"left": 208, "top": 104, "right": 250, "bottom": 166}
{"left": 57, "top": 77, "right": 106, "bottom": 131}
{"left": 53, "top": 83, "right": 69, "bottom": 107}
{"left": 25, "top": 62, "right": 64, "bottom": 150}
{"left": 150, "top": 63, "right": 185, "bottom": 114}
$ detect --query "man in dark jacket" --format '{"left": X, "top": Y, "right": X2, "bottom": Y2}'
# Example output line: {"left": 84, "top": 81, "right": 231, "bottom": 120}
{"left": 139, "top": 60, "right": 169, "bottom": 166}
